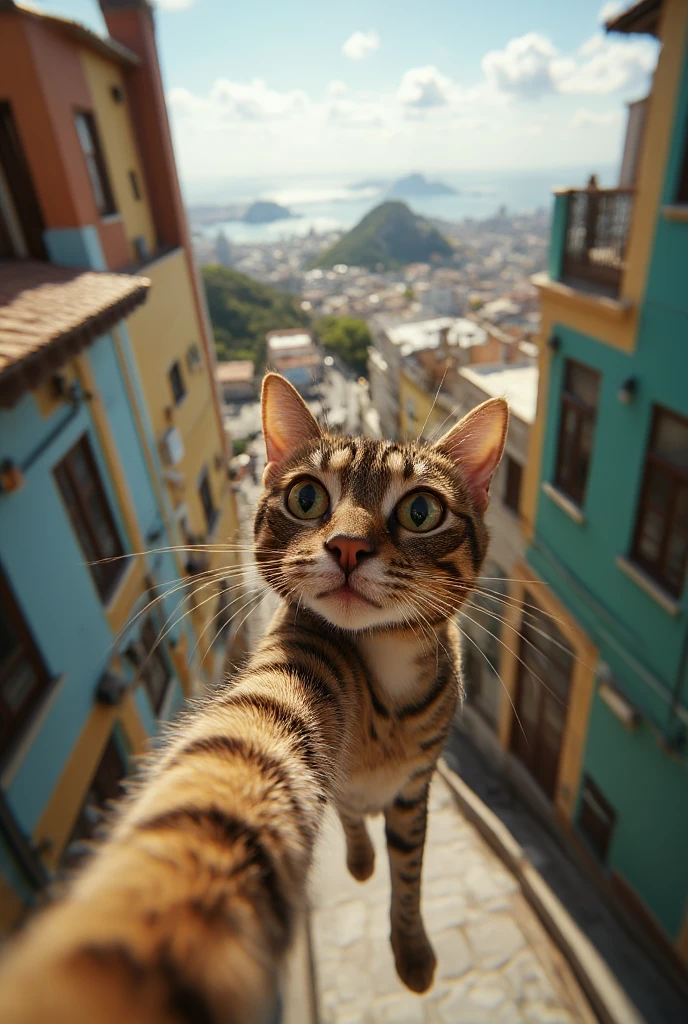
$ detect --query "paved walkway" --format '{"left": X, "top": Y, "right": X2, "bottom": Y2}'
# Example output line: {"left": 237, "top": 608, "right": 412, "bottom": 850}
{"left": 308, "top": 775, "right": 596, "bottom": 1024}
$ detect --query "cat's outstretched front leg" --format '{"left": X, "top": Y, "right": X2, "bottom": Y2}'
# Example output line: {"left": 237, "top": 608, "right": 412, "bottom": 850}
{"left": 384, "top": 779, "right": 436, "bottom": 993}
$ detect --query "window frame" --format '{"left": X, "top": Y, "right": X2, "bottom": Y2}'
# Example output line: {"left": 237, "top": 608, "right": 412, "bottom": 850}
{"left": 168, "top": 360, "right": 186, "bottom": 407}
{"left": 554, "top": 359, "right": 600, "bottom": 507}
{"left": 0, "top": 570, "right": 51, "bottom": 763}
{"left": 128, "top": 169, "right": 141, "bottom": 201}
{"left": 74, "top": 111, "right": 117, "bottom": 218}
{"left": 503, "top": 454, "right": 523, "bottom": 515}
{"left": 139, "top": 618, "right": 172, "bottom": 715}
{"left": 54, "top": 436, "right": 125, "bottom": 603}
{"left": 630, "top": 406, "right": 688, "bottom": 597}
{"left": 198, "top": 466, "right": 218, "bottom": 534}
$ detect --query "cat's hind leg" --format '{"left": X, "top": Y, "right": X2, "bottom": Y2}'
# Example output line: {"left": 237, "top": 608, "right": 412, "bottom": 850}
{"left": 338, "top": 809, "right": 375, "bottom": 882}
{"left": 384, "top": 782, "right": 436, "bottom": 993}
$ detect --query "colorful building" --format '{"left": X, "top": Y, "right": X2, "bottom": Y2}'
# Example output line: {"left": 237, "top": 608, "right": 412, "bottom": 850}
{"left": 505, "top": 0, "right": 688, "bottom": 969}
{"left": 0, "top": 0, "right": 239, "bottom": 928}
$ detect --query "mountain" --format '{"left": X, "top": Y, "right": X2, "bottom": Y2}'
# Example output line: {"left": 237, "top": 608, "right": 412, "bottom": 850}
{"left": 311, "top": 201, "right": 453, "bottom": 270}
{"left": 387, "top": 173, "right": 457, "bottom": 198}
{"left": 202, "top": 265, "right": 309, "bottom": 367}
{"left": 243, "top": 200, "right": 297, "bottom": 224}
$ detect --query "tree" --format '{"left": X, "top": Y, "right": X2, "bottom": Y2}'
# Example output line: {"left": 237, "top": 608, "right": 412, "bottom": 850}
{"left": 315, "top": 317, "right": 372, "bottom": 378}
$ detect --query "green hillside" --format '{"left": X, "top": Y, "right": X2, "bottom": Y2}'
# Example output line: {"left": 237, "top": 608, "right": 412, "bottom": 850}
{"left": 312, "top": 201, "right": 453, "bottom": 270}
{"left": 201, "top": 265, "right": 309, "bottom": 367}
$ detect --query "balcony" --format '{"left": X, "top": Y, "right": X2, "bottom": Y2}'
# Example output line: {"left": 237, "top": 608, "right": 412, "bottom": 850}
{"left": 550, "top": 187, "right": 635, "bottom": 299}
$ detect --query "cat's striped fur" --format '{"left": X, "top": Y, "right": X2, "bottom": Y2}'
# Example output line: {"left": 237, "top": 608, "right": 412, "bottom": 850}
{"left": 0, "top": 374, "right": 508, "bottom": 1023}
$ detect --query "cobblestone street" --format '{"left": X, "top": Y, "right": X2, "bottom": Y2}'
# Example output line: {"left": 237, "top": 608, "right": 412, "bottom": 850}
{"left": 308, "top": 775, "right": 596, "bottom": 1024}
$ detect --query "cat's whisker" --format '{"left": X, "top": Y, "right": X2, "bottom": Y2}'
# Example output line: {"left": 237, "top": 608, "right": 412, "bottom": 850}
{"left": 455, "top": 623, "right": 529, "bottom": 747}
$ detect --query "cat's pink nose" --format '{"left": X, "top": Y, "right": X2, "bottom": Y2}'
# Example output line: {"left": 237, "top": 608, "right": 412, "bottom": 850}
{"left": 326, "top": 535, "right": 373, "bottom": 573}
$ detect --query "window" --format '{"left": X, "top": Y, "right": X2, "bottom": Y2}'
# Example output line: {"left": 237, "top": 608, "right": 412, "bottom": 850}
{"left": 676, "top": 130, "right": 688, "bottom": 204}
{"left": 168, "top": 361, "right": 186, "bottom": 406}
{"left": 554, "top": 360, "right": 600, "bottom": 506}
{"left": 129, "top": 169, "right": 141, "bottom": 200}
{"left": 54, "top": 436, "right": 125, "bottom": 602}
{"left": 74, "top": 112, "right": 116, "bottom": 217}
{"left": 0, "top": 102, "right": 46, "bottom": 259}
{"left": 0, "top": 571, "right": 50, "bottom": 760}
{"left": 198, "top": 467, "right": 218, "bottom": 533}
{"left": 631, "top": 407, "right": 688, "bottom": 596}
{"left": 140, "top": 618, "right": 171, "bottom": 714}
{"left": 503, "top": 455, "right": 523, "bottom": 514}
{"left": 62, "top": 733, "right": 126, "bottom": 868}
{"left": 579, "top": 775, "right": 616, "bottom": 862}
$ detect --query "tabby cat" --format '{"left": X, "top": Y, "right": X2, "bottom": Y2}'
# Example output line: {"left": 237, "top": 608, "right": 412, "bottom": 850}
{"left": 0, "top": 373, "right": 508, "bottom": 1023}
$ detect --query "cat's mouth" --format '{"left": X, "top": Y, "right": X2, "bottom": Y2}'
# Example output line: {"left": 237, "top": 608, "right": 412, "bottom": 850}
{"left": 316, "top": 582, "right": 382, "bottom": 609}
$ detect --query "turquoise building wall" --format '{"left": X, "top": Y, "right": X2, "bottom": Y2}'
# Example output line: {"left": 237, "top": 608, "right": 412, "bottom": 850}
{"left": 527, "top": 25, "right": 688, "bottom": 941}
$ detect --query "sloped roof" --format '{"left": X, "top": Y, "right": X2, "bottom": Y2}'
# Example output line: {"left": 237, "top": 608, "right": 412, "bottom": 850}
{"left": 0, "top": 2, "right": 141, "bottom": 65}
{"left": 0, "top": 261, "right": 149, "bottom": 408}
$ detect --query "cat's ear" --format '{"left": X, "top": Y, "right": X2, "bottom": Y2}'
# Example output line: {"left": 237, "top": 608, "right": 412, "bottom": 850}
{"left": 261, "top": 372, "right": 322, "bottom": 483}
{"left": 433, "top": 398, "right": 509, "bottom": 512}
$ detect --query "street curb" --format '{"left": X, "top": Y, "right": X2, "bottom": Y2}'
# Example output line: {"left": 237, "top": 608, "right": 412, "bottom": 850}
{"left": 437, "top": 758, "right": 647, "bottom": 1024}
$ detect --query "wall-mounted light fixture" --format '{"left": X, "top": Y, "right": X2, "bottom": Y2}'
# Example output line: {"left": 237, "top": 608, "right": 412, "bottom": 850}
{"left": 617, "top": 376, "right": 638, "bottom": 404}
{"left": 546, "top": 334, "right": 561, "bottom": 352}
{"left": 110, "top": 84, "right": 124, "bottom": 104}
{"left": 0, "top": 460, "right": 25, "bottom": 494}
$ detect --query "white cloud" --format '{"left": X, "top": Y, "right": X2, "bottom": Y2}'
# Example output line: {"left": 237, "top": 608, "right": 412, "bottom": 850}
{"left": 483, "top": 33, "right": 560, "bottom": 100}
{"left": 397, "top": 65, "right": 453, "bottom": 108}
{"left": 557, "top": 35, "right": 657, "bottom": 94}
{"left": 342, "top": 30, "right": 379, "bottom": 61}
{"left": 203, "top": 78, "right": 308, "bottom": 121}
{"left": 598, "top": 2, "right": 623, "bottom": 23}
{"left": 325, "top": 80, "right": 348, "bottom": 99}
{"left": 572, "top": 107, "right": 623, "bottom": 128}
{"left": 155, "top": 0, "right": 198, "bottom": 9}
{"left": 483, "top": 30, "right": 658, "bottom": 100}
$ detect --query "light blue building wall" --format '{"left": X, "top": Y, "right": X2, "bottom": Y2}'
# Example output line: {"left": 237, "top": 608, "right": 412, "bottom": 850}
{"left": 0, "top": 324, "right": 188, "bottom": 910}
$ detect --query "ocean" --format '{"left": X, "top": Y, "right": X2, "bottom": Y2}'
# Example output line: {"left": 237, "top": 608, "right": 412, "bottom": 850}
{"left": 187, "top": 165, "right": 617, "bottom": 244}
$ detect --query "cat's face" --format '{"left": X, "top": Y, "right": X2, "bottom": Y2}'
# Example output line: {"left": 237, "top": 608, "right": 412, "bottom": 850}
{"left": 255, "top": 374, "right": 508, "bottom": 633}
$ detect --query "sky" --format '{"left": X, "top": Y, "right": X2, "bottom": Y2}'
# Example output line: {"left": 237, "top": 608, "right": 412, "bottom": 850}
{"left": 33, "top": 0, "right": 659, "bottom": 189}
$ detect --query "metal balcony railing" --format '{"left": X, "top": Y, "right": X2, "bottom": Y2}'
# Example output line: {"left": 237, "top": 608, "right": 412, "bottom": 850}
{"left": 562, "top": 187, "right": 634, "bottom": 296}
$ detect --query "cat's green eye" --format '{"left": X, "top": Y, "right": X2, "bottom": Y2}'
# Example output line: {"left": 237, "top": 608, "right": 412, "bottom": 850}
{"left": 396, "top": 491, "right": 444, "bottom": 533}
{"left": 287, "top": 478, "right": 330, "bottom": 520}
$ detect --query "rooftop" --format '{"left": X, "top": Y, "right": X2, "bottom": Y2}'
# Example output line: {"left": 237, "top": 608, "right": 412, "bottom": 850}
{"left": 1, "top": 2, "right": 141, "bottom": 65}
{"left": 216, "top": 360, "right": 255, "bottom": 384}
{"left": 266, "top": 331, "right": 314, "bottom": 352}
{"left": 0, "top": 261, "right": 149, "bottom": 408}
{"left": 386, "top": 317, "right": 488, "bottom": 356}
{"left": 606, "top": 0, "right": 661, "bottom": 36}
{"left": 459, "top": 362, "right": 539, "bottom": 425}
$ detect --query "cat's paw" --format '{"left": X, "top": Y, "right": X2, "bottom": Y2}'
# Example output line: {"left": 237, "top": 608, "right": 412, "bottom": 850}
{"left": 346, "top": 848, "right": 375, "bottom": 882}
{"left": 392, "top": 932, "right": 437, "bottom": 993}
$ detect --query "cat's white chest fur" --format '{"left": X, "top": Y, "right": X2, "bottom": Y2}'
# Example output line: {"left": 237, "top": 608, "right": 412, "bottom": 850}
{"left": 356, "top": 633, "right": 426, "bottom": 707}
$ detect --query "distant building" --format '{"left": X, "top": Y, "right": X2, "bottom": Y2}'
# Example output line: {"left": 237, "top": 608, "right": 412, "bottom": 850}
{"left": 0, "top": 0, "right": 239, "bottom": 929}
{"left": 266, "top": 329, "right": 322, "bottom": 393}
{"left": 216, "top": 361, "right": 256, "bottom": 403}
{"left": 215, "top": 231, "right": 233, "bottom": 268}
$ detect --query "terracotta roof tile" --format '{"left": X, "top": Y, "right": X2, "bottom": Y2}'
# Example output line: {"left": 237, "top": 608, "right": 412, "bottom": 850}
{"left": 0, "top": 261, "right": 150, "bottom": 408}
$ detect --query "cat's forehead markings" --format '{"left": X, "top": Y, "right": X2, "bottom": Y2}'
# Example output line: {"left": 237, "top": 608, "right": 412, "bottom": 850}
{"left": 309, "top": 449, "right": 324, "bottom": 469}
{"left": 386, "top": 451, "right": 405, "bottom": 474}
{"left": 330, "top": 448, "right": 353, "bottom": 471}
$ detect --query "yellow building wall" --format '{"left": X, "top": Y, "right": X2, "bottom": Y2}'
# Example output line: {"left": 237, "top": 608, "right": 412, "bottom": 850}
{"left": 80, "top": 49, "right": 157, "bottom": 260}
{"left": 398, "top": 369, "right": 450, "bottom": 441}
{"left": 124, "top": 249, "right": 240, "bottom": 654}
{"left": 33, "top": 691, "right": 147, "bottom": 869}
